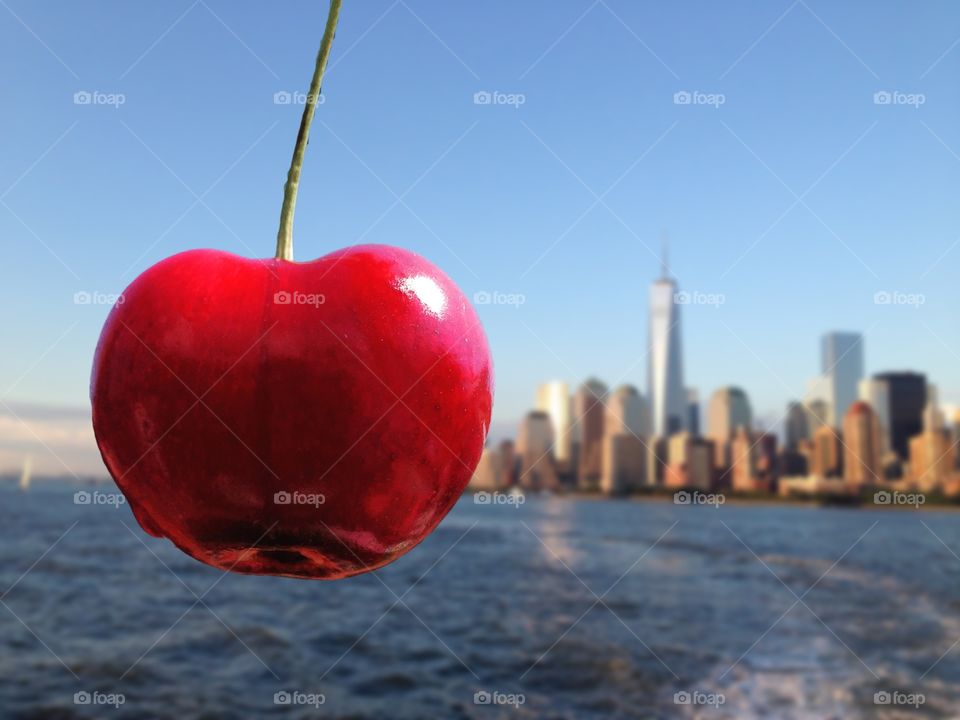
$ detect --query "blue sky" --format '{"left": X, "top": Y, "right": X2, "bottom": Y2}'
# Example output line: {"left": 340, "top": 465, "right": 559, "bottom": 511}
{"left": 2, "top": 0, "right": 960, "bottom": 459}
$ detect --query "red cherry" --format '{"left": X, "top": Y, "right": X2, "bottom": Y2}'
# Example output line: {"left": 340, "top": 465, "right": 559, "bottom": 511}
{"left": 91, "top": 245, "right": 493, "bottom": 579}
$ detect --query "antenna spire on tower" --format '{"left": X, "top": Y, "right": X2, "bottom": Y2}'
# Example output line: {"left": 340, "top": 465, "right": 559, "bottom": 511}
{"left": 660, "top": 229, "right": 670, "bottom": 279}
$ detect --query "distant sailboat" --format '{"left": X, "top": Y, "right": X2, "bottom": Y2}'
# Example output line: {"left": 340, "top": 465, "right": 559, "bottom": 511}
{"left": 19, "top": 456, "right": 32, "bottom": 492}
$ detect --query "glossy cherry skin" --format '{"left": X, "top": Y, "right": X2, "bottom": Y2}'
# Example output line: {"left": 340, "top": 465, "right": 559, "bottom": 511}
{"left": 91, "top": 245, "right": 492, "bottom": 579}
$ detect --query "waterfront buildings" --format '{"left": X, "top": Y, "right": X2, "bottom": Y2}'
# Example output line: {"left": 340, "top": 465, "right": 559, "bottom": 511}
{"left": 858, "top": 378, "right": 891, "bottom": 455}
{"left": 516, "top": 411, "right": 559, "bottom": 491}
{"left": 842, "top": 401, "right": 883, "bottom": 486}
{"left": 874, "top": 371, "right": 927, "bottom": 460}
{"left": 707, "top": 386, "right": 752, "bottom": 468}
{"left": 536, "top": 381, "right": 573, "bottom": 469}
{"left": 810, "top": 425, "right": 842, "bottom": 478}
{"left": 910, "top": 430, "right": 957, "bottom": 490}
{"left": 784, "top": 401, "right": 810, "bottom": 450}
{"left": 573, "top": 379, "right": 607, "bottom": 490}
{"left": 605, "top": 385, "right": 649, "bottom": 437}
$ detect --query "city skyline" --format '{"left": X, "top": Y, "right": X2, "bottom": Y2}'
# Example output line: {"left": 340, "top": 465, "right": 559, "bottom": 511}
{"left": 482, "top": 256, "right": 956, "bottom": 447}
{"left": 473, "top": 251, "right": 957, "bottom": 500}
{"left": 476, "top": 326, "right": 958, "bottom": 501}
{"left": 503, "top": 251, "right": 950, "bottom": 473}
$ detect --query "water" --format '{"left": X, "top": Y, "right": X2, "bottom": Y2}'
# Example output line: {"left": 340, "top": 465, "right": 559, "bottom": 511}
{"left": 1, "top": 482, "right": 959, "bottom": 719}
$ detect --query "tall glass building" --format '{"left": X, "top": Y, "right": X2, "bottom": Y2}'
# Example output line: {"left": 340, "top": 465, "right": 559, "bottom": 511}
{"left": 648, "top": 257, "right": 686, "bottom": 437}
{"left": 536, "top": 381, "right": 572, "bottom": 464}
{"left": 821, "top": 332, "right": 864, "bottom": 426}
{"left": 874, "top": 371, "right": 927, "bottom": 460}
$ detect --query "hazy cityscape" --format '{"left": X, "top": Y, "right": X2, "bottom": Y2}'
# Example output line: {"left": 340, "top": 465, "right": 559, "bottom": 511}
{"left": 471, "top": 253, "right": 958, "bottom": 505}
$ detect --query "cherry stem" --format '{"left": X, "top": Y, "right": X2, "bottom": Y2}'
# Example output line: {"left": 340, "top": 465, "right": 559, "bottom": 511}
{"left": 275, "top": 0, "right": 342, "bottom": 261}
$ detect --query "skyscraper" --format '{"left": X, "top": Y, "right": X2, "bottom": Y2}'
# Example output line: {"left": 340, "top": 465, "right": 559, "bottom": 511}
{"left": 516, "top": 411, "right": 558, "bottom": 492}
{"left": 707, "top": 386, "right": 753, "bottom": 467}
{"left": 952, "top": 410, "right": 960, "bottom": 471}
{"left": 606, "top": 385, "right": 650, "bottom": 437}
{"left": 665, "top": 432, "right": 713, "bottom": 490}
{"left": 469, "top": 447, "right": 505, "bottom": 491}
{"left": 858, "top": 378, "right": 891, "bottom": 455}
{"left": 648, "top": 247, "right": 685, "bottom": 437}
{"left": 820, "top": 332, "right": 864, "bottom": 426}
{"left": 804, "top": 379, "right": 833, "bottom": 429}
{"left": 730, "top": 427, "right": 776, "bottom": 493}
{"left": 536, "top": 381, "right": 573, "bottom": 466}
{"left": 910, "top": 429, "right": 956, "bottom": 490}
{"left": 874, "top": 371, "right": 926, "bottom": 460}
{"left": 811, "top": 425, "right": 842, "bottom": 478}
{"left": 601, "top": 434, "right": 646, "bottom": 495}
{"left": 924, "top": 384, "right": 944, "bottom": 432}
{"left": 686, "top": 388, "right": 700, "bottom": 436}
{"left": 842, "top": 401, "right": 882, "bottom": 486}
{"left": 805, "top": 398, "right": 830, "bottom": 433}
{"left": 784, "top": 401, "right": 810, "bottom": 450}
{"left": 729, "top": 426, "right": 757, "bottom": 493}
{"left": 646, "top": 436, "right": 668, "bottom": 487}
{"left": 573, "top": 378, "right": 608, "bottom": 489}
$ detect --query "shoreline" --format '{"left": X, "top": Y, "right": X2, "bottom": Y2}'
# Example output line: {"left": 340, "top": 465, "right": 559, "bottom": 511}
{"left": 468, "top": 488, "right": 960, "bottom": 511}
{"left": 9, "top": 478, "right": 959, "bottom": 512}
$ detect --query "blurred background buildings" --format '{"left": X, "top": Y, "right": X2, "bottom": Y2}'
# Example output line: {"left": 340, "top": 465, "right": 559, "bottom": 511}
{"left": 471, "top": 256, "right": 960, "bottom": 501}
